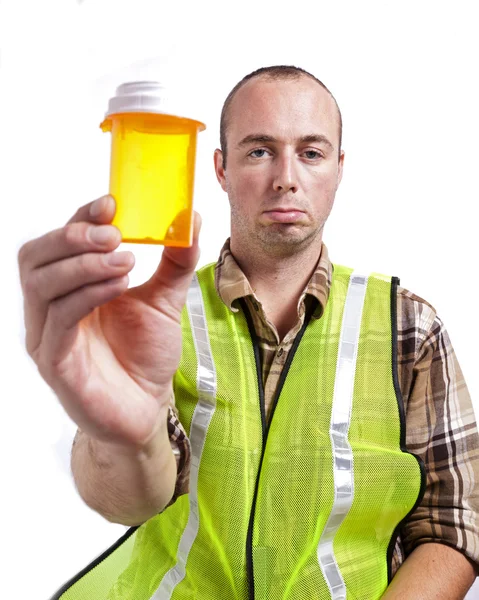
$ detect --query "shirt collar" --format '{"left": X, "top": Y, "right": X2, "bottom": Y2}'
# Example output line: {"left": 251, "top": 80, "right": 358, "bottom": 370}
{"left": 214, "top": 238, "right": 332, "bottom": 319}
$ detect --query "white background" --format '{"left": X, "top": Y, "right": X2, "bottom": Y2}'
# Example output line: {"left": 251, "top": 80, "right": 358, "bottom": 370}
{"left": 1, "top": 0, "right": 478, "bottom": 598}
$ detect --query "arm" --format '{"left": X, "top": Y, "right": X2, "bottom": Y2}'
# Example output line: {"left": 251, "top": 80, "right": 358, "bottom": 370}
{"left": 18, "top": 195, "right": 199, "bottom": 526}
{"left": 382, "top": 543, "right": 476, "bottom": 599}
{"left": 71, "top": 397, "right": 192, "bottom": 525}
{"left": 393, "top": 292, "right": 479, "bottom": 593}
{"left": 71, "top": 404, "right": 177, "bottom": 526}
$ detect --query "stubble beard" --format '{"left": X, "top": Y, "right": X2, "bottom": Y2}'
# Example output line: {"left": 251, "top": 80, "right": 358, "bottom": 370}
{"left": 231, "top": 205, "right": 324, "bottom": 259}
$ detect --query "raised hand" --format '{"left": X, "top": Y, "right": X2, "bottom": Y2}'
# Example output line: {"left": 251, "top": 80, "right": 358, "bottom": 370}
{"left": 18, "top": 195, "right": 201, "bottom": 449}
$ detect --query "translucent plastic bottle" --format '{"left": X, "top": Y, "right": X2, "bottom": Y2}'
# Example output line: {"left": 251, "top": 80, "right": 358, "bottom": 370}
{"left": 100, "top": 82, "right": 206, "bottom": 246}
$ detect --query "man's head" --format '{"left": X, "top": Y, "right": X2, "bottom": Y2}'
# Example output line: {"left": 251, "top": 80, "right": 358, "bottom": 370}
{"left": 219, "top": 66, "right": 343, "bottom": 170}
{"left": 214, "top": 65, "right": 345, "bottom": 258}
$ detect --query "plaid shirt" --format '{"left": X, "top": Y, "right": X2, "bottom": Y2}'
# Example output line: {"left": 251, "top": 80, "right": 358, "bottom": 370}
{"left": 167, "top": 239, "right": 479, "bottom": 575}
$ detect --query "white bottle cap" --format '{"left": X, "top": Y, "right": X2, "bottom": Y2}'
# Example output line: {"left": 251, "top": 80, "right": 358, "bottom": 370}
{"left": 104, "top": 81, "right": 205, "bottom": 129}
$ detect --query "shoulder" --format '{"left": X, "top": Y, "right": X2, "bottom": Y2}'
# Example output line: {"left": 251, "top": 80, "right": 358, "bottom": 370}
{"left": 397, "top": 284, "right": 437, "bottom": 327}
{"left": 396, "top": 285, "right": 445, "bottom": 358}
{"left": 332, "top": 265, "right": 443, "bottom": 347}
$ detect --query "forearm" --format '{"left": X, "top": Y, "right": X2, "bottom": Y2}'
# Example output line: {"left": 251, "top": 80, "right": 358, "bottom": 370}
{"left": 382, "top": 543, "right": 476, "bottom": 600}
{"left": 70, "top": 407, "right": 177, "bottom": 526}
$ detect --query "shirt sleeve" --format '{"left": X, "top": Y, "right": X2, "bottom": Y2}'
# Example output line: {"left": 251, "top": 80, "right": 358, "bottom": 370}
{"left": 401, "top": 306, "right": 479, "bottom": 570}
{"left": 166, "top": 394, "right": 191, "bottom": 504}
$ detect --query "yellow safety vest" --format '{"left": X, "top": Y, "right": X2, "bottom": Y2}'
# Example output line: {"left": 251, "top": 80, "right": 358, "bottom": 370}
{"left": 51, "top": 263, "right": 425, "bottom": 600}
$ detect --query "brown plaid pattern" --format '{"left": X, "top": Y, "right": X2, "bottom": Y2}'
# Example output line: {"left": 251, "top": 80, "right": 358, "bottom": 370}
{"left": 167, "top": 239, "right": 479, "bottom": 574}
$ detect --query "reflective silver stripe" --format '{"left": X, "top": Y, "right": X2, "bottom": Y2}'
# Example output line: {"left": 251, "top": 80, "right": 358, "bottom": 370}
{"left": 317, "top": 272, "right": 369, "bottom": 600}
{"left": 151, "top": 273, "right": 217, "bottom": 599}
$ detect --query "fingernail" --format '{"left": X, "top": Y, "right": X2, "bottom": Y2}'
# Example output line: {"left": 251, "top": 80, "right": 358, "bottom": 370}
{"left": 89, "top": 225, "right": 117, "bottom": 245}
{"left": 108, "top": 251, "right": 132, "bottom": 266}
{"left": 193, "top": 212, "right": 202, "bottom": 235}
{"left": 90, "top": 195, "right": 111, "bottom": 217}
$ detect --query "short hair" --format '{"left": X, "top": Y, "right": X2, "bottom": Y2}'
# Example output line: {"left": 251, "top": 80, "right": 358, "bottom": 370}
{"left": 219, "top": 65, "right": 343, "bottom": 169}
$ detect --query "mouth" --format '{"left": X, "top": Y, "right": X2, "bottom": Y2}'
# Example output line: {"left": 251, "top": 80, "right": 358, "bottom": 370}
{"left": 262, "top": 208, "right": 306, "bottom": 223}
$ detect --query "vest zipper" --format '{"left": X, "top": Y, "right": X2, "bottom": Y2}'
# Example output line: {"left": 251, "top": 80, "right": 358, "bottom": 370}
{"left": 240, "top": 299, "right": 317, "bottom": 600}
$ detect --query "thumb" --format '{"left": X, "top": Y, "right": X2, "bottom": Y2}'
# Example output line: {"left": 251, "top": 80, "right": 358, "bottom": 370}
{"left": 140, "top": 211, "right": 202, "bottom": 311}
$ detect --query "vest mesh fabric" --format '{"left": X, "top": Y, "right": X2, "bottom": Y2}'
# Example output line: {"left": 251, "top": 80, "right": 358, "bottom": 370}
{"left": 251, "top": 267, "right": 422, "bottom": 599}
{"left": 51, "top": 529, "right": 137, "bottom": 600}
{"left": 51, "top": 264, "right": 423, "bottom": 600}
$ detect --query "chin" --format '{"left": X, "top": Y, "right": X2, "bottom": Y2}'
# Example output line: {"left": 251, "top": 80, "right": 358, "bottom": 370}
{"left": 256, "top": 226, "right": 318, "bottom": 250}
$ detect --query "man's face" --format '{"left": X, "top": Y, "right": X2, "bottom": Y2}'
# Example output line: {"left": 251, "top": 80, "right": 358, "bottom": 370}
{"left": 214, "top": 76, "right": 344, "bottom": 257}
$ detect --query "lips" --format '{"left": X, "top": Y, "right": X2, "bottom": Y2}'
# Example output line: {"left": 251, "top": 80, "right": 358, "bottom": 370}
{"left": 263, "top": 208, "right": 305, "bottom": 223}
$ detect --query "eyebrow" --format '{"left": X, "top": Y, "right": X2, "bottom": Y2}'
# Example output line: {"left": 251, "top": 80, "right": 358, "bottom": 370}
{"left": 236, "top": 133, "right": 334, "bottom": 151}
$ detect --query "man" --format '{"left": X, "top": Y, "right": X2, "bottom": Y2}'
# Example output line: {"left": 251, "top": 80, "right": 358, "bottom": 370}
{"left": 19, "top": 66, "right": 478, "bottom": 599}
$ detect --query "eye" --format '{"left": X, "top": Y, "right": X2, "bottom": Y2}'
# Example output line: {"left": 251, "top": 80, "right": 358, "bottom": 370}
{"left": 249, "top": 149, "right": 269, "bottom": 158}
{"left": 304, "top": 150, "right": 322, "bottom": 159}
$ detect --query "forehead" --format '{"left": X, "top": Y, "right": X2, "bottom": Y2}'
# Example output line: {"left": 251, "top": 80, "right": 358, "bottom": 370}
{"left": 226, "top": 76, "right": 340, "bottom": 146}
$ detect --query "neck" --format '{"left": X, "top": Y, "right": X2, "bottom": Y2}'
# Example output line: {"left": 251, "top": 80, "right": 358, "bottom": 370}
{"left": 230, "top": 234, "right": 323, "bottom": 338}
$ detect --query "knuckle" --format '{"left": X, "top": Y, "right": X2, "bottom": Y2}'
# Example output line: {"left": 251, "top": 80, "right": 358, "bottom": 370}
{"left": 25, "top": 332, "right": 43, "bottom": 369}
{"left": 77, "top": 252, "right": 94, "bottom": 276}
{"left": 71, "top": 206, "right": 83, "bottom": 221}
{"left": 17, "top": 241, "right": 30, "bottom": 266}
{"left": 24, "top": 266, "right": 54, "bottom": 303}
{"left": 63, "top": 223, "right": 78, "bottom": 246}
{"left": 24, "top": 334, "right": 35, "bottom": 359}
{"left": 23, "top": 270, "right": 40, "bottom": 298}
{"left": 36, "top": 353, "right": 55, "bottom": 384}
{"left": 63, "top": 222, "right": 87, "bottom": 247}
{"left": 69, "top": 203, "right": 89, "bottom": 224}
{"left": 17, "top": 240, "right": 36, "bottom": 276}
{"left": 48, "top": 297, "right": 72, "bottom": 332}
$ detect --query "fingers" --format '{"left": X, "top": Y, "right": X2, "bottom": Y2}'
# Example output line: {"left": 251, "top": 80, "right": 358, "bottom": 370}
{"left": 22, "top": 247, "right": 135, "bottom": 356}
{"left": 27, "top": 251, "right": 135, "bottom": 303}
{"left": 18, "top": 196, "right": 120, "bottom": 274}
{"left": 67, "top": 194, "right": 116, "bottom": 226}
{"left": 161, "top": 211, "right": 202, "bottom": 278}
{"left": 139, "top": 211, "right": 202, "bottom": 314}
{"left": 40, "top": 275, "right": 130, "bottom": 373}
{"left": 17, "top": 194, "right": 129, "bottom": 358}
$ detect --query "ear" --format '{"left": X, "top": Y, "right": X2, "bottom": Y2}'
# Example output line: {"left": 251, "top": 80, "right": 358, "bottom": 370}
{"left": 336, "top": 150, "right": 345, "bottom": 188}
{"left": 214, "top": 149, "right": 227, "bottom": 192}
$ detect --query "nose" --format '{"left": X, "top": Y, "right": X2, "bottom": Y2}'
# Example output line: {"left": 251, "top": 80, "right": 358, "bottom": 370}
{"left": 273, "top": 152, "right": 298, "bottom": 194}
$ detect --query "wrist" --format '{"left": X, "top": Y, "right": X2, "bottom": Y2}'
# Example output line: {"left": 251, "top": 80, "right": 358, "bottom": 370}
{"left": 102, "top": 404, "right": 172, "bottom": 461}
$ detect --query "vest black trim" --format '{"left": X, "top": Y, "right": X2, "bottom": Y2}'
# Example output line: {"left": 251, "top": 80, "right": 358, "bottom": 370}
{"left": 241, "top": 298, "right": 317, "bottom": 600}
{"left": 49, "top": 526, "right": 138, "bottom": 600}
{"left": 386, "top": 276, "right": 427, "bottom": 582}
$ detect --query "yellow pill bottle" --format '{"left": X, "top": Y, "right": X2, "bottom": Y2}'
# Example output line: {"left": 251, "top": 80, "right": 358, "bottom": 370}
{"left": 100, "top": 82, "right": 206, "bottom": 246}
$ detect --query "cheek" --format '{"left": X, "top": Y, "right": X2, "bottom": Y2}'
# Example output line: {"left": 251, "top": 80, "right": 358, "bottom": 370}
{"left": 306, "top": 171, "right": 338, "bottom": 215}
{"left": 309, "top": 167, "right": 339, "bottom": 195}
{"left": 227, "top": 170, "right": 266, "bottom": 203}
{"left": 237, "top": 169, "right": 265, "bottom": 191}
